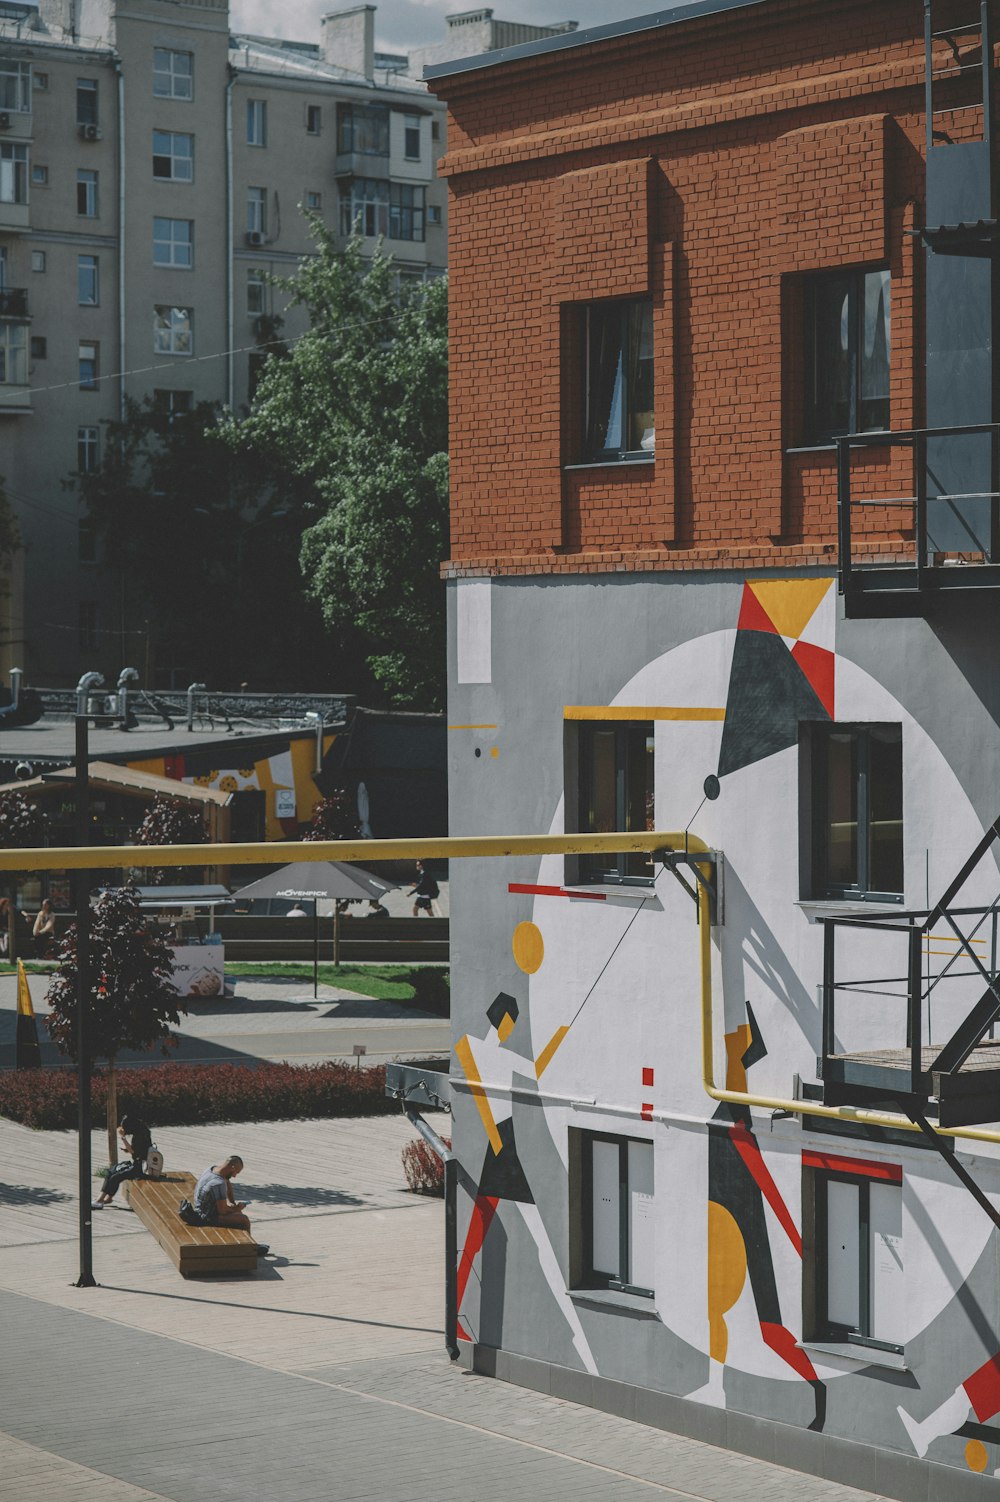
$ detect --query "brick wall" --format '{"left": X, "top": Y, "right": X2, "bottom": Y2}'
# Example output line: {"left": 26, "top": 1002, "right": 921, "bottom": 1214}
{"left": 433, "top": 0, "right": 989, "bottom": 579}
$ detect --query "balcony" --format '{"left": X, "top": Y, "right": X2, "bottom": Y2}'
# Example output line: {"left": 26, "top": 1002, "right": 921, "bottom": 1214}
{"left": 334, "top": 151, "right": 389, "bottom": 180}
{"left": 0, "top": 287, "right": 27, "bottom": 318}
{"left": 837, "top": 424, "right": 1000, "bottom": 616}
{"left": 0, "top": 198, "right": 28, "bottom": 232}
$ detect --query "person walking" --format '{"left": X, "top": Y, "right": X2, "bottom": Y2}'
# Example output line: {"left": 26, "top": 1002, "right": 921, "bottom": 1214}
{"left": 409, "top": 861, "right": 440, "bottom": 917}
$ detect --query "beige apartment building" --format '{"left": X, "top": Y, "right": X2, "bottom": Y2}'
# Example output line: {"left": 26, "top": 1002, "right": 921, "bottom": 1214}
{"left": 0, "top": 0, "right": 454, "bottom": 685}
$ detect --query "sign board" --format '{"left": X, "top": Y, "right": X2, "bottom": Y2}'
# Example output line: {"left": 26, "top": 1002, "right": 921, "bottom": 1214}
{"left": 275, "top": 788, "right": 296, "bottom": 820}
{"left": 168, "top": 943, "right": 225, "bottom": 999}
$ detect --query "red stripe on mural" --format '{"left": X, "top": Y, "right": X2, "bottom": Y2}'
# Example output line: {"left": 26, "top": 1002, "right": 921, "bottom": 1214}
{"left": 456, "top": 1195, "right": 499, "bottom": 1311}
{"left": 730, "top": 1121, "right": 803, "bottom": 1256}
{"left": 507, "top": 884, "right": 607, "bottom": 901}
{"left": 802, "top": 1151, "right": 902, "bottom": 1185}
{"left": 760, "top": 1322, "right": 818, "bottom": 1383}
{"left": 965, "top": 1352, "right": 1000, "bottom": 1424}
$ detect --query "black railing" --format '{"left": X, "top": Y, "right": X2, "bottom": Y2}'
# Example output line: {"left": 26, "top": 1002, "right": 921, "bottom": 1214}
{"left": 836, "top": 422, "right": 1000, "bottom": 599}
{"left": 0, "top": 288, "right": 27, "bottom": 319}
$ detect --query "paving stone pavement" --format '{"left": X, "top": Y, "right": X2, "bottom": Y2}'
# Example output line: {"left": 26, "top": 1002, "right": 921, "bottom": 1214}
{"left": 0, "top": 1116, "right": 886, "bottom": 1502}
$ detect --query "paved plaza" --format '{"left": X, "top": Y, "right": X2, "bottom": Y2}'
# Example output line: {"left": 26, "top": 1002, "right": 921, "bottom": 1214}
{"left": 0, "top": 1104, "right": 892, "bottom": 1502}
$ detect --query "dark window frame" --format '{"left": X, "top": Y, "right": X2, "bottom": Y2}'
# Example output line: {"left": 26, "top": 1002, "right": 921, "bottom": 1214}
{"left": 807, "top": 722, "right": 903, "bottom": 903}
{"left": 580, "top": 1130, "right": 654, "bottom": 1299}
{"left": 336, "top": 102, "right": 389, "bottom": 157}
{"left": 75, "top": 78, "right": 98, "bottom": 125}
{"left": 575, "top": 719, "right": 655, "bottom": 886}
{"left": 581, "top": 297, "right": 655, "bottom": 464}
{"left": 804, "top": 267, "right": 891, "bottom": 445}
{"left": 814, "top": 1169, "right": 903, "bottom": 1354}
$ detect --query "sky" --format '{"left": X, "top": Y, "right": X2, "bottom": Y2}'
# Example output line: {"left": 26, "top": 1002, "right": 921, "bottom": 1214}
{"left": 231, "top": 0, "right": 659, "bottom": 55}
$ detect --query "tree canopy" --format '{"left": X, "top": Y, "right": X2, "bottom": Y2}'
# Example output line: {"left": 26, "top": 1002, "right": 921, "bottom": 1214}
{"left": 225, "top": 226, "right": 449, "bottom": 708}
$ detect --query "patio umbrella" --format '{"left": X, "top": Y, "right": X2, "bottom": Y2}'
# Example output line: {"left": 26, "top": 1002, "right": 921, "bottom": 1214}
{"left": 232, "top": 860, "right": 396, "bottom": 997}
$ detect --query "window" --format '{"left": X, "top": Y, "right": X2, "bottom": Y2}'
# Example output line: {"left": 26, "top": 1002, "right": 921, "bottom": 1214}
{"left": 33, "top": 71, "right": 48, "bottom": 92}
{"left": 0, "top": 60, "right": 30, "bottom": 113}
{"left": 153, "top": 217, "right": 193, "bottom": 269}
{"left": 808, "top": 723, "right": 903, "bottom": 900}
{"left": 153, "top": 47, "right": 193, "bottom": 100}
{"left": 336, "top": 102, "right": 389, "bottom": 156}
{"left": 76, "top": 78, "right": 98, "bottom": 125}
{"left": 152, "top": 131, "right": 193, "bottom": 183}
{"left": 0, "top": 142, "right": 27, "bottom": 204}
{"left": 306, "top": 104, "right": 321, "bottom": 134}
{"left": 77, "top": 425, "right": 99, "bottom": 473}
{"left": 246, "top": 99, "right": 267, "bottom": 147}
{"left": 582, "top": 299, "right": 654, "bottom": 462}
{"left": 154, "top": 305, "right": 192, "bottom": 356}
{"left": 403, "top": 113, "right": 421, "bottom": 160}
{"left": 77, "top": 254, "right": 98, "bottom": 305}
{"left": 78, "top": 601, "right": 98, "bottom": 653}
{"left": 31, "top": 163, "right": 48, "bottom": 187}
{"left": 389, "top": 182, "right": 424, "bottom": 242}
{"left": 809, "top": 1157, "right": 903, "bottom": 1352}
{"left": 152, "top": 388, "right": 192, "bottom": 430}
{"left": 431, "top": 118, "right": 440, "bottom": 142}
{"left": 0, "top": 321, "right": 26, "bottom": 384}
{"left": 339, "top": 177, "right": 388, "bottom": 238}
{"left": 247, "top": 186, "right": 267, "bottom": 236}
{"left": 246, "top": 269, "right": 265, "bottom": 315}
{"left": 805, "top": 269, "right": 891, "bottom": 443}
{"left": 574, "top": 719, "right": 655, "bottom": 883}
{"left": 77, "top": 168, "right": 97, "bottom": 216}
{"left": 306, "top": 191, "right": 321, "bottom": 211}
{"left": 78, "top": 341, "right": 98, "bottom": 389}
{"left": 580, "top": 1132, "right": 654, "bottom": 1298}
{"left": 30, "top": 250, "right": 45, "bottom": 273}
{"left": 79, "top": 519, "right": 97, "bottom": 565}
{"left": 30, "top": 335, "right": 46, "bottom": 359}
{"left": 427, "top": 203, "right": 442, "bottom": 226}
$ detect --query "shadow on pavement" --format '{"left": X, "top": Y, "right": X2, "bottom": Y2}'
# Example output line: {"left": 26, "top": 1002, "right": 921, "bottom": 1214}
{"left": 184, "top": 995, "right": 322, "bottom": 1017}
{"left": 99, "top": 1282, "right": 443, "bottom": 1335}
{"left": 240, "top": 1184, "right": 365, "bottom": 1210}
{"left": 0, "top": 1183, "right": 73, "bottom": 1207}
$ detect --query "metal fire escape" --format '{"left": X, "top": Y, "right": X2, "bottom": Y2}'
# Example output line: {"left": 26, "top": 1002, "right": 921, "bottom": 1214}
{"left": 839, "top": 0, "right": 1000, "bottom": 615}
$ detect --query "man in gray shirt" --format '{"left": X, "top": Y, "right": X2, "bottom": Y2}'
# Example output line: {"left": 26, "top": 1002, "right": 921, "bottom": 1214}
{"left": 194, "top": 1154, "right": 251, "bottom": 1230}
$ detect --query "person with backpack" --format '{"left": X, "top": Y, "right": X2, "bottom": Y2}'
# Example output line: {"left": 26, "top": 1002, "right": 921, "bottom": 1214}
{"left": 409, "top": 861, "right": 440, "bottom": 917}
{"left": 92, "top": 1114, "right": 152, "bottom": 1208}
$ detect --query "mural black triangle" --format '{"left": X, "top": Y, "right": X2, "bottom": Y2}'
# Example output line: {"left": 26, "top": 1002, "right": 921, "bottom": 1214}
{"left": 718, "top": 630, "right": 831, "bottom": 778}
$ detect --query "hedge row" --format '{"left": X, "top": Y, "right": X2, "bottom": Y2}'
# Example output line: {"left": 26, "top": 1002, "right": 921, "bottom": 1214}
{"left": 0, "top": 1061, "right": 397, "bottom": 1132}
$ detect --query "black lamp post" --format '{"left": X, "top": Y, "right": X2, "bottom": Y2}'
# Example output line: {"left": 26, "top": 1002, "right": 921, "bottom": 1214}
{"left": 75, "top": 712, "right": 96, "bottom": 1287}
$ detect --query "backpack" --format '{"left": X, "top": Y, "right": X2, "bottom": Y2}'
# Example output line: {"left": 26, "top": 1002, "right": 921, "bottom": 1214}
{"left": 178, "top": 1197, "right": 208, "bottom": 1226}
{"left": 144, "top": 1147, "right": 164, "bottom": 1179}
{"left": 425, "top": 879, "right": 440, "bottom": 899}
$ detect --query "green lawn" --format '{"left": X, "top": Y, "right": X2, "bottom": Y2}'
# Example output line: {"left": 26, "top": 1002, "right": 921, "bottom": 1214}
{"left": 1, "top": 960, "right": 445, "bottom": 1004}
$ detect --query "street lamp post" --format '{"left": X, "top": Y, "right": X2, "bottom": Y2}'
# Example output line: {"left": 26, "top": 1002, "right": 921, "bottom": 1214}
{"left": 75, "top": 713, "right": 96, "bottom": 1287}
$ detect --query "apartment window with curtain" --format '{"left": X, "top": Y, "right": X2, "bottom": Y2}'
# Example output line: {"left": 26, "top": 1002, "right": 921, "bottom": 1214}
{"left": 0, "top": 61, "right": 31, "bottom": 113}
{"left": 336, "top": 102, "right": 389, "bottom": 156}
{"left": 153, "top": 306, "right": 192, "bottom": 356}
{"left": 339, "top": 178, "right": 388, "bottom": 238}
{"left": 0, "top": 143, "right": 27, "bottom": 204}
{"left": 0, "top": 322, "right": 26, "bottom": 384}
{"left": 804, "top": 269, "right": 891, "bottom": 443}
{"left": 78, "top": 341, "right": 98, "bottom": 389}
{"left": 581, "top": 299, "right": 655, "bottom": 462}
{"left": 247, "top": 186, "right": 267, "bottom": 236}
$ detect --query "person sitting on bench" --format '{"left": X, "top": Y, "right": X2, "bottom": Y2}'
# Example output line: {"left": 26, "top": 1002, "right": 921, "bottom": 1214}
{"left": 93, "top": 1114, "right": 152, "bottom": 1208}
{"left": 194, "top": 1154, "right": 270, "bottom": 1257}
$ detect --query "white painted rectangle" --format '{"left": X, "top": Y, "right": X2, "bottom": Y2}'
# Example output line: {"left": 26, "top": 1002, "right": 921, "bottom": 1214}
{"left": 591, "top": 1139, "right": 620, "bottom": 1278}
{"left": 456, "top": 578, "right": 492, "bottom": 684}
{"left": 869, "top": 1182, "right": 904, "bottom": 1347}
{"left": 628, "top": 1139, "right": 655, "bottom": 1293}
{"left": 826, "top": 1179, "right": 860, "bottom": 1330}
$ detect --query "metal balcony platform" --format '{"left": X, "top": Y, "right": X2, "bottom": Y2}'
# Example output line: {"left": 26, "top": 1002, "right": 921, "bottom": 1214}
{"left": 823, "top": 1041, "right": 1000, "bottom": 1127}
{"left": 843, "top": 562, "right": 1000, "bottom": 616}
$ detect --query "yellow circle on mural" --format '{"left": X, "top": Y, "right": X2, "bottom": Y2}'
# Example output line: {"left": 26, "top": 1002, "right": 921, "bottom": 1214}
{"left": 512, "top": 921, "right": 544, "bottom": 974}
{"left": 965, "top": 1440, "right": 989, "bottom": 1473}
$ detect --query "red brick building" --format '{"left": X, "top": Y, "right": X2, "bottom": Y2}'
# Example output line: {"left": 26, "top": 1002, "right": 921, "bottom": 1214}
{"left": 431, "top": 3, "right": 1000, "bottom": 1497}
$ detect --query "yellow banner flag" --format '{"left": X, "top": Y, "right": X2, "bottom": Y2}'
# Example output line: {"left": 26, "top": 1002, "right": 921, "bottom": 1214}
{"left": 16, "top": 959, "right": 34, "bottom": 1018}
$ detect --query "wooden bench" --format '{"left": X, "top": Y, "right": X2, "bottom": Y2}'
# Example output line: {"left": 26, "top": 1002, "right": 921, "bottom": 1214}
{"left": 126, "top": 1171, "right": 258, "bottom": 1277}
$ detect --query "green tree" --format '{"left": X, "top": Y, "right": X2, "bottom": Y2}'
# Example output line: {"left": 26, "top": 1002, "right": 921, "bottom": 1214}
{"left": 226, "top": 225, "right": 449, "bottom": 708}
{"left": 73, "top": 396, "right": 322, "bottom": 690}
{"left": 132, "top": 794, "right": 207, "bottom": 885}
{"left": 45, "top": 886, "right": 182, "bottom": 1165}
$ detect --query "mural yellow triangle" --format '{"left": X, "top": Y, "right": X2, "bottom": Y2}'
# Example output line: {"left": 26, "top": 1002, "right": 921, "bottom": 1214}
{"left": 748, "top": 578, "right": 832, "bottom": 641}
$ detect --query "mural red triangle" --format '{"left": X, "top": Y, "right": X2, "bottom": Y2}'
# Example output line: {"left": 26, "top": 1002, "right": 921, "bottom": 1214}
{"left": 737, "top": 584, "right": 778, "bottom": 635}
{"left": 791, "top": 641, "right": 835, "bottom": 718}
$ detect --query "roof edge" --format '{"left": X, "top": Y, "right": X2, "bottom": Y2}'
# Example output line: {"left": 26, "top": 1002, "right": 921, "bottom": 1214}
{"left": 423, "top": 0, "right": 772, "bottom": 82}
